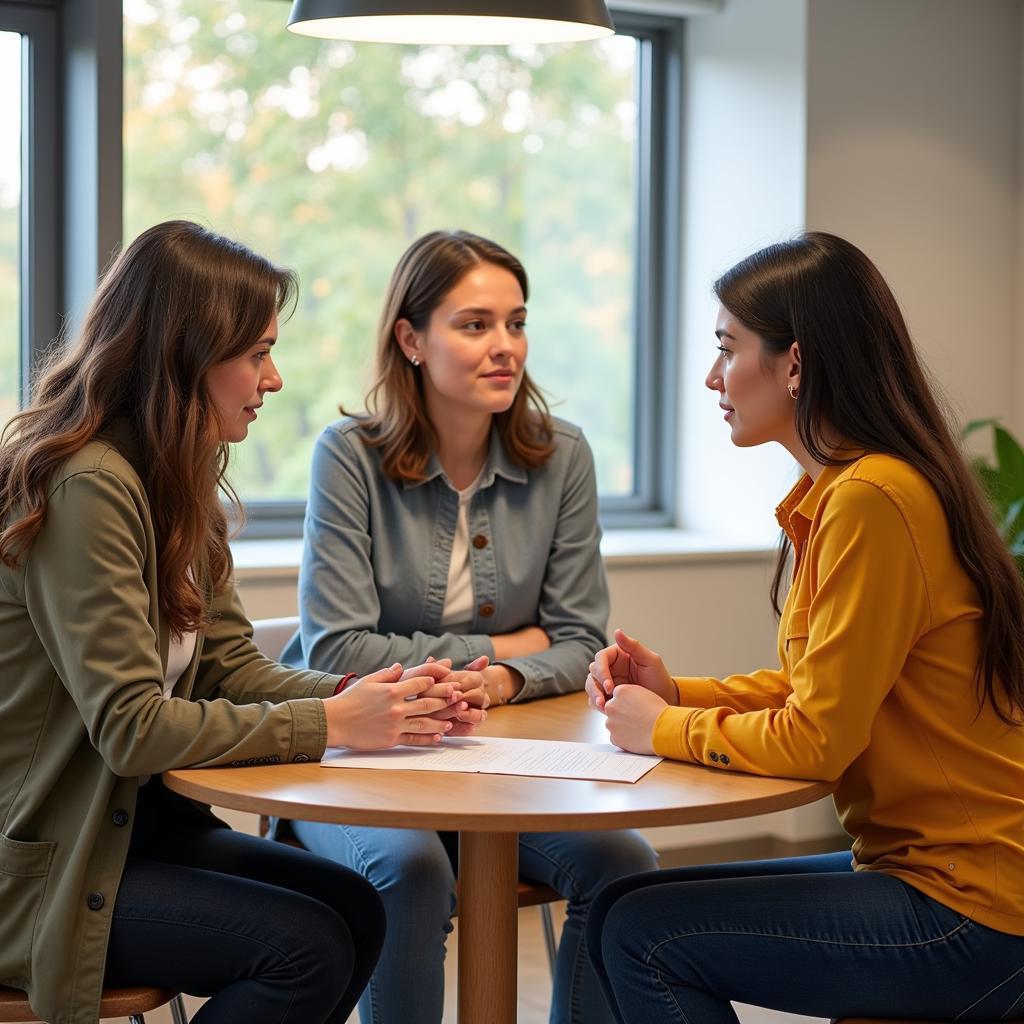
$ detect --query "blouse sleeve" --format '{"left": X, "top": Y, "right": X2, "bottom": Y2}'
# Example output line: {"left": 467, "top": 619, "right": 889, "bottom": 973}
{"left": 651, "top": 480, "right": 931, "bottom": 780}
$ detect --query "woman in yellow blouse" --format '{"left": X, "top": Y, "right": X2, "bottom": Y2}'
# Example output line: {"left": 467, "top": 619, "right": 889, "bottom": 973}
{"left": 584, "top": 232, "right": 1024, "bottom": 1022}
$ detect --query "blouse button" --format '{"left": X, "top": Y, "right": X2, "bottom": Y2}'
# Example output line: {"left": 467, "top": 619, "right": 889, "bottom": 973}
{"left": 478, "top": 602, "right": 495, "bottom": 618}
{"left": 472, "top": 534, "right": 488, "bottom": 549}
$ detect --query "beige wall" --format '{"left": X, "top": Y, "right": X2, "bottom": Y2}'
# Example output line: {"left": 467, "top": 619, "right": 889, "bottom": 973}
{"left": 806, "top": 0, "right": 1022, "bottom": 435}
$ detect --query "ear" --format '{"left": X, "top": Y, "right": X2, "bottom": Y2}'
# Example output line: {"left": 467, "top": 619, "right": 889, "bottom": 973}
{"left": 787, "top": 341, "right": 801, "bottom": 391}
{"left": 394, "top": 319, "right": 424, "bottom": 365}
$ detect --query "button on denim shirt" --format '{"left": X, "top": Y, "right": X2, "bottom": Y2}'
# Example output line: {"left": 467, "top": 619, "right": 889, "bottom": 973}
{"left": 281, "top": 416, "right": 609, "bottom": 702}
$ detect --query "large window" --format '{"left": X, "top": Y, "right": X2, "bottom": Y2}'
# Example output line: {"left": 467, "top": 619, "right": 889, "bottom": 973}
{"left": 123, "top": 1, "right": 680, "bottom": 532}
{"left": 0, "top": 29, "right": 20, "bottom": 428}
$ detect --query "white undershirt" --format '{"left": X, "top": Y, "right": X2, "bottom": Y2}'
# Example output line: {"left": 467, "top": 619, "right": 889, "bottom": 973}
{"left": 440, "top": 470, "right": 484, "bottom": 632}
{"left": 163, "top": 630, "right": 197, "bottom": 697}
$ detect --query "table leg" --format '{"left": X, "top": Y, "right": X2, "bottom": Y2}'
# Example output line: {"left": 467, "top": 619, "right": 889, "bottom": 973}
{"left": 458, "top": 830, "right": 519, "bottom": 1024}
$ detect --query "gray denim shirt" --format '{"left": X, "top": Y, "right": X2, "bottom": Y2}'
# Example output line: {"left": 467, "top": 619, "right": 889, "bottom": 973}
{"left": 281, "top": 416, "right": 609, "bottom": 702}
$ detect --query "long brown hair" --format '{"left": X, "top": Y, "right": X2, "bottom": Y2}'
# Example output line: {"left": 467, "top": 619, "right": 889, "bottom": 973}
{"left": 715, "top": 231, "right": 1024, "bottom": 724}
{"left": 0, "top": 220, "right": 297, "bottom": 637}
{"left": 356, "top": 230, "right": 553, "bottom": 479}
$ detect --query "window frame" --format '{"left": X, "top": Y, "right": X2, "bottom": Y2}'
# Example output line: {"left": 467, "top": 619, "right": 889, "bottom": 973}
{"left": 14, "top": 0, "right": 684, "bottom": 536}
{"left": 241, "top": 7, "right": 684, "bottom": 538}
{"left": 1, "top": 0, "right": 60, "bottom": 402}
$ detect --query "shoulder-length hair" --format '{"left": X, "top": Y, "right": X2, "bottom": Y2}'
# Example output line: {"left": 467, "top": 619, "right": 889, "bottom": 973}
{"left": 355, "top": 230, "right": 553, "bottom": 480}
{"left": 715, "top": 231, "right": 1024, "bottom": 724}
{"left": 0, "top": 219, "right": 297, "bottom": 637}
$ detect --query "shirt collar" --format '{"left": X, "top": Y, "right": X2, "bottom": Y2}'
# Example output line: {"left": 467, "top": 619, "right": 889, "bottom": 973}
{"left": 774, "top": 458, "right": 861, "bottom": 545}
{"left": 403, "top": 423, "right": 529, "bottom": 490}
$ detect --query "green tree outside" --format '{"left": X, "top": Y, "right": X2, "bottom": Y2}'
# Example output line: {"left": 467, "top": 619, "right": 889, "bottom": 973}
{"left": 123, "top": 0, "right": 638, "bottom": 501}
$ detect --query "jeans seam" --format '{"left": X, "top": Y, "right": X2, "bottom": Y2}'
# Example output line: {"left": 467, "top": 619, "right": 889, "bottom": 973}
{"left": 653, "top": 968, "right": 692, "bottom": 1024}
{"left": 955, "top": 964, "right": 1024, "bottom": 1020}
{"left": 643, "top": 916, "right": 973, "bottom": 966}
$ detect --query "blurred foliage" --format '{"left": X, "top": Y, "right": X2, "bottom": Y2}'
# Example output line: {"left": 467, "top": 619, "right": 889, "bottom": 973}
{"left": 123, "top": 0, "right": 639, "bottom": 501}
{"left": 964, "top": 418, "right": 1024, "bottom": 575}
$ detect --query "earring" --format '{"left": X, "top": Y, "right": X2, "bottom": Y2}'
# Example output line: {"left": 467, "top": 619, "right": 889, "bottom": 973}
{"left": 410, "top": 356, "right": 420, "bottom": 367}
{"left": 788, "top": 384, "right": 798, "bottom": 400}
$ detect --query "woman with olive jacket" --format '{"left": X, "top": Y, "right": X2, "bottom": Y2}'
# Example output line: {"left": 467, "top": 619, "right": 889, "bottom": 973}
{"left": 0, "top": 222, "right": 464, "bottom": 1024}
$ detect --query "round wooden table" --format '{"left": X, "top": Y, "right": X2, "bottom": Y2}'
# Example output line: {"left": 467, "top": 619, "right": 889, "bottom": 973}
{"left": 165, "top": 691, "right": 835, "bottom": 1023}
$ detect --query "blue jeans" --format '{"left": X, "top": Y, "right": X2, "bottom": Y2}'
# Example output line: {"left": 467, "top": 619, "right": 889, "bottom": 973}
{"left": 105, "top": 782, "right": 385, "bottom": 1023}
{"left": 587, "top": 850, "right": 1024, "bottom": 1023}
{"left": 291, "top": 819, "right": 657, "bottom": 1024}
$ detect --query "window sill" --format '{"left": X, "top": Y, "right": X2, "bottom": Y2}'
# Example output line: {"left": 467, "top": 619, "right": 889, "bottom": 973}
{"left": 230, "top": 530, "right": 775, "bottom": 581}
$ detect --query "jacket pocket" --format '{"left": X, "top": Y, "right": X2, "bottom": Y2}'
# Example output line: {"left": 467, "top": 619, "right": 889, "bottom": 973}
{"left": 784, "top": 608, "right": 810, "bottom": 662}
{"left": 0, "top": 832, "right": 56, "bottom": 984}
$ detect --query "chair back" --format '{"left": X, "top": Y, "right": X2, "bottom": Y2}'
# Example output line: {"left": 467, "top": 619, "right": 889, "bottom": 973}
{"left": 251, "top": 615, "right": 300, "bottom": 662}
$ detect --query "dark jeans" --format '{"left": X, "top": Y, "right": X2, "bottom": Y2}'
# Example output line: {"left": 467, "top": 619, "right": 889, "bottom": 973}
{"left": 587, "top": 851, "right": 1024, "bottom": 1023}
{"left": 104, "top": 781, "right": 385, "bottom": 1024}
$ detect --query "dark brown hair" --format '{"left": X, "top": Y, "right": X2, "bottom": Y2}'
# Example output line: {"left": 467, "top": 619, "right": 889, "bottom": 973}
{"left": 714, "top": 231, "right": 1024, "bottom": 724}
{"left": 355, "top": 229, "right": 553, "bottom": 479}
{"left": 0, "top": 220, "right": 297, "bottom": 637}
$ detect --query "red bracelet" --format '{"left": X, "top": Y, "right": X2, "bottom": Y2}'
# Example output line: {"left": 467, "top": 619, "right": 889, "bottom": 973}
{"left": 334, "top": 672, "right": 357, "bottom": 695}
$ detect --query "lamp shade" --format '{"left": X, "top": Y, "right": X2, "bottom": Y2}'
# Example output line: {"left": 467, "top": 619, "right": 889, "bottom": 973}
{"left": 286, "top": 0, "right": 615, "bottom": 45}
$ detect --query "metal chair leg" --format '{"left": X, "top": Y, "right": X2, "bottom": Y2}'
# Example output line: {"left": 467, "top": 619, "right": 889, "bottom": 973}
{"left": 540, "top": 903, "right": 558, "bottom": 979}
{"left": 128, "top": 1015, "right": 145, "bottom": 1024}
{"left": 169, "top": 993, "right": 190, "bottom": 1024}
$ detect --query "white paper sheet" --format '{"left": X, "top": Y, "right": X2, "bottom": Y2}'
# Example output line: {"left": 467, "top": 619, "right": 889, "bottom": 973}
{"left": 320, "top": 736, "right": 662, "bottom": 784}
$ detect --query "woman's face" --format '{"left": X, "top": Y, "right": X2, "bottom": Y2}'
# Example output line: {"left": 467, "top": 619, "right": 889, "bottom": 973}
{"left": 206, "top": 312, "right": 282, "bottom": 443}
{"left": 398, "top": 262, "right": 528, "bottom": 421}
{"left": 705, "top": 305, "right": 798, "bottom": 448}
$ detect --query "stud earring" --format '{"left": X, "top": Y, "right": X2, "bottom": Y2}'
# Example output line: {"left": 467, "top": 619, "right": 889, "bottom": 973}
{"left": 788, "top": 384, "right": 799, "bottom": 400}
{"left": 410, "top": 356, "right": 420, "bottom": 367}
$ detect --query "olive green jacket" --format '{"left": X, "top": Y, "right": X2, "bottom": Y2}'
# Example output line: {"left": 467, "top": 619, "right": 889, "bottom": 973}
{"left": 0, "top": 435, "right": 338, "bottom": 1024}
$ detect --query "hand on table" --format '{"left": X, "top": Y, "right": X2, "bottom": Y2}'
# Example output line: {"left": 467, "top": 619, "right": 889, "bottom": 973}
{"left": 603, "top": 684, "right": 667, "bottom": 756}
{"left": 323, "top": 660, "right": 462, "bottom": 749}
{"left": 421, "top": 655, "right": 490, "bottom": 736}
{"left": 586, "top": 629, "right": 676, "bottom": 712}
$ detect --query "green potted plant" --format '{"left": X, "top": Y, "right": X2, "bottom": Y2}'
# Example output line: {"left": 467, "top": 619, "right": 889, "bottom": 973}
{"left": 963, "top": 418, "right": 1024, "bottom": 575}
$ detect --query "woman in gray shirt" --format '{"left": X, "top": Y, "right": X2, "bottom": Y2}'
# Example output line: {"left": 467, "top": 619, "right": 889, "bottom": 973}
{"left": 282, "top": 230, "right": 656, "bottom": 1024}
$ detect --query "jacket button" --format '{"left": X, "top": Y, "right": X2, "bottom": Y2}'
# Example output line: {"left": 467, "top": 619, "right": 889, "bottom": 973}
{"left": 293, "top": 753, "right": 310, "bottom": 763}
{"left": 112, "top": 809, "right": 130, "bottom": 827}
{"left": 719, "top": 754, "right": 731, "bottom": 766}
{"left": 472, "top": 534, "right": 488, "bottom": 549}
{"left": 478, "top": 602, "right": 495, "bottom": 618}
{"left": 709, "top": 751, "right": 719, "bottom": 763}
{"left": 87, "top": 892, "right": 105, "bottom": 911}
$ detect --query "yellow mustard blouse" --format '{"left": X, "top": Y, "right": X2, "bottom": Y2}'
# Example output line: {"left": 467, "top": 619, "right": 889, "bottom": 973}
{"left": 652, "top": 454, "right": 1024, "bottom": 935}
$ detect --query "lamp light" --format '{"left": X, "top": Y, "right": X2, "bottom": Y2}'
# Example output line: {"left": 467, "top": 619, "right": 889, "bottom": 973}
{"left": 286, "top": 1, "right": 615, "bottom": 45}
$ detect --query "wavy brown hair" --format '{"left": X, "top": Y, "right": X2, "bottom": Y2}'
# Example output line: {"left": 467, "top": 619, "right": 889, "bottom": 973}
{"left": 355, "top": 230, "right": 553, "bottom": 479}
{"left": 715, "top": 231, "right": 1024, "bottom": 724}
{"left": 0, "top": 220, "right": 297, "bottom": 637}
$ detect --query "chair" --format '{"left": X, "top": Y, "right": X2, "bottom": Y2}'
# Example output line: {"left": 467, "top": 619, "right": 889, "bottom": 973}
{"left": 251, "top": 615, "right": 562, "bottom": 976}
{"left": 0, "top": 985, "right": 188, "bottom": 1024}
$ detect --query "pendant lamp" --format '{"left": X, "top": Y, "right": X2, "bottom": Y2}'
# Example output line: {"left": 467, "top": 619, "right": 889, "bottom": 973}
{"left": 286, "top": 1, "right": 615, "bottom": 45}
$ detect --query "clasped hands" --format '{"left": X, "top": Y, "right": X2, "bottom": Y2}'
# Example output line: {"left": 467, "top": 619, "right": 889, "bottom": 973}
{"left": 323, "top": 655, "right": 493, "bottom": 750}
{"left": 586, "top": 628, "right": 678, "bottom": 755}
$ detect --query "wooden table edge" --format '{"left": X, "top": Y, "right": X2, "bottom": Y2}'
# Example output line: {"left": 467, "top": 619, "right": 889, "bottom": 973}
{"left": 162, "top": 769, "right": 836, "bottom": 831}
